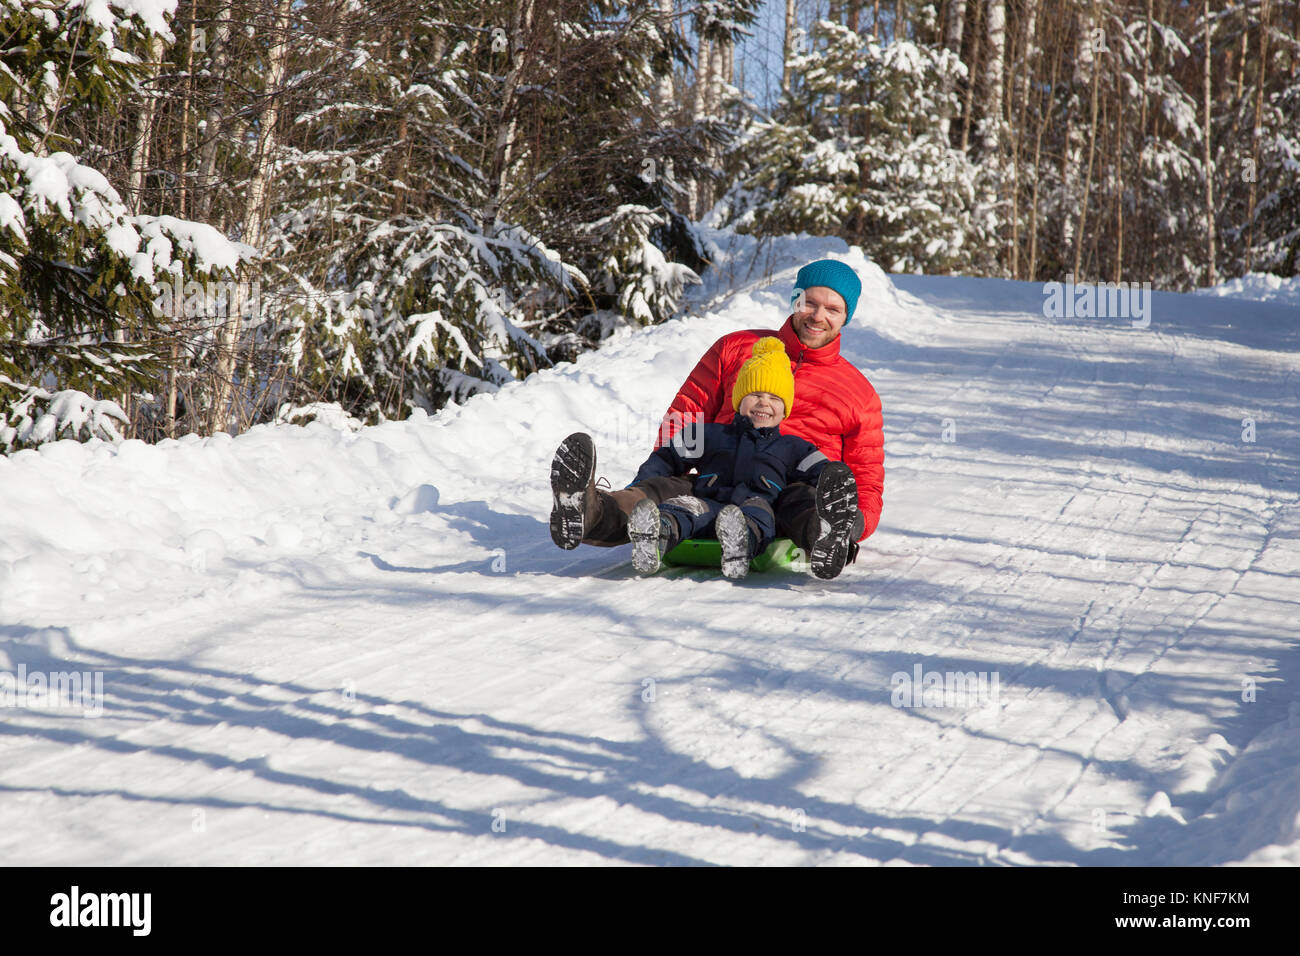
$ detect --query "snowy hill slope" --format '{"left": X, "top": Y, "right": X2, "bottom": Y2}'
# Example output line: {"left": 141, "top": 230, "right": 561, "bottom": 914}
{"left": 2, "top": 231, "right": 1298, "bottom": 865}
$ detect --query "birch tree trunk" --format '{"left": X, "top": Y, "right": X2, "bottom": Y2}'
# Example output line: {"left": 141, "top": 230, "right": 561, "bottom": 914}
{"left": 127, "top": 34, "right": 165, "bottom": 215}
{"left": 782, "top": 0, "right": 797, "bottom": 94}
{"left": 207, "top": 0, "right": 292, "bottom": 435}
{"left": 1073, "top": 3, "right": 1102, "bottom": 278}
{"left": 980, "top": 0, "right": 1005, "bottom": 157}
{"left": 959, "top": 0, "right": 982, "bottom": 153}
{"left": 195, "top": 3, "right": 233, "bottom": 224}
{"left": 654, "top": 0, "right": 675, "bottom": 118}
{"left": 1029, "top": 25, "right": 1064, "bottom": 280}
{"left": 1235, "top": 29, "right": 1247, "bottom": 100}
{"left": 1202, "top": 0, "right": 1217, "bottom": 286}
{"left": 167, "top": 0, "right": 201, "bottom": 436}
{"left": 1245, "top": 0, "right": 1272, "bottom": 272}
{"left": 1061, "top": 8, "right": 1093, "bottom": 268}
{"left": 687, "top": 33, "right": 712, "bottom": 218}
{"left": 176, "top": 0, "right": 199, "bottom": 220}
{"left": 692, "top": 35, "right": 711, "bottom": 125}
{"left": 484, "top": 0, "right": 536, "bottom": 231}
{"left": 1011, "top": 0, "right": 1038, "bottom": 278}
{"left": 1114, "top": 61, "right": 1125, "bottom": 283}
{"left": 939, "top": 0, "right": 966, "bottom": 143}
{"left": 698, "top": 33, "right": 727, "bottom": 214}
{"left": 718, "top": 31, "right": 731, "bottom": 119}
{"left": 1134, "top": 0, "right": 1152, "bottom": 281}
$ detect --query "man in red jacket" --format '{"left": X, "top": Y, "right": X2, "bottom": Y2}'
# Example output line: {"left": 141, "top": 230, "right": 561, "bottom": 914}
{"left": 550, "top": 258, "right": 883, "bottom": 579}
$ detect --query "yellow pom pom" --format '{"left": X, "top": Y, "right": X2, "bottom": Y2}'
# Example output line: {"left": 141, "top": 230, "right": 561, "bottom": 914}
{"left": 752, "top": 337, "right": 784, "bottom": 357}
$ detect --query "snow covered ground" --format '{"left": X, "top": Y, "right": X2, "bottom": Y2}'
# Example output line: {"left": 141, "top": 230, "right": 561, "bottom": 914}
{"left": 2, "top": 231, "right": 1298, "bottom": 865}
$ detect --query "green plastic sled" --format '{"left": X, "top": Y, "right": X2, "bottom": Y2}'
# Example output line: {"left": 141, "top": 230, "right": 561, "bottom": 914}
{"left": 662, "top": 536, "right": 804, "bottom": 572}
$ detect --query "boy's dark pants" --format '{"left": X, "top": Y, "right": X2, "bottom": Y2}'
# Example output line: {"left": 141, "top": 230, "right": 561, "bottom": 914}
{"left": 581, "top": 477, "right": 828, "bottom": 552}
{"left": 660, "top": 494, "right": 776, "bottom": 554}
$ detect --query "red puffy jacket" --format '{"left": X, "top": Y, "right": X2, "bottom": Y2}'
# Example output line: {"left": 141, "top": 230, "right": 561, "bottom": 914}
{"left": 657, "top": 317, "right": 884, "bottom": 541}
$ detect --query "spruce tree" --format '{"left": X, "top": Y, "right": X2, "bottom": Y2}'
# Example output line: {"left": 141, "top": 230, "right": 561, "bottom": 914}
{"left": 722, "top": 17, "right": 991, "bottom": 274}
{"left": 0, "top": 0, "right": 248, "bottom": 452}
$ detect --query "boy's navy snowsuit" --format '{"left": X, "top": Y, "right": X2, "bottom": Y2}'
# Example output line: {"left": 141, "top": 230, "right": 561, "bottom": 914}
{"left": 631, "top": 412, "right": 832, "bottom": 553}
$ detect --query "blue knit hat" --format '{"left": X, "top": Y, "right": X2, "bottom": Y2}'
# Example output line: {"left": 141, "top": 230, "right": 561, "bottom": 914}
{"left": 791, "top": 259, "right": 862, "bottom": 323}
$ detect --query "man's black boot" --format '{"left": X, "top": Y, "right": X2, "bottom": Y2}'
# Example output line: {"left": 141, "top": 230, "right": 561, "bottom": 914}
{"left": 808, "top": 463, "right": 858, "bottom": 580}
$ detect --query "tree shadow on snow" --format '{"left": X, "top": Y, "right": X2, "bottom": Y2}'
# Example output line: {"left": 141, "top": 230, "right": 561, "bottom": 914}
{"left": 2, "top": 571, "right": 1297, "bottom": 867}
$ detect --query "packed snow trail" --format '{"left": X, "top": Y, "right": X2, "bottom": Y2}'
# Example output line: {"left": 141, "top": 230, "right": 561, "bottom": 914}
{"left": 2, "top": 231, "right": 1298, "bottom": 865}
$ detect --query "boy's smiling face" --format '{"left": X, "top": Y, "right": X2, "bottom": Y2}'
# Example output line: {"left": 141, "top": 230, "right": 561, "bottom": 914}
{"left": 738, "top": 391, "right": 786, "bottom": 428}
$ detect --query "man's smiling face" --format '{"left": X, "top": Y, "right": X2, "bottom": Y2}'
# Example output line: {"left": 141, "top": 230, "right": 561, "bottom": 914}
{"left": 791, "top": 286, "right": 847, "bottom": 349}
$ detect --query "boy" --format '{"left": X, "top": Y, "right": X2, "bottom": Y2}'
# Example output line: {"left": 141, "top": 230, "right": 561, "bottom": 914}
{"left": 624, "top": 337, "right": 857, "bottom": 579}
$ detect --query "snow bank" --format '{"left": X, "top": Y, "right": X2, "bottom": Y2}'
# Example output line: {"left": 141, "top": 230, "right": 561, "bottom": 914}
{"left": 687, "top": 224, "right": 950, "bottom": 346}
{"left": 1218, "top": 701, "right": 1300, "bottom": 864}
{"left": 1194, "top": 272, "right": 1300, "bottom": 308}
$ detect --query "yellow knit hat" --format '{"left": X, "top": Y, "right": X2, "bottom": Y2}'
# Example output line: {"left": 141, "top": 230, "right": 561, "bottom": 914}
{"left": 731, "top": 337, "right": 794, "bottom": 416}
